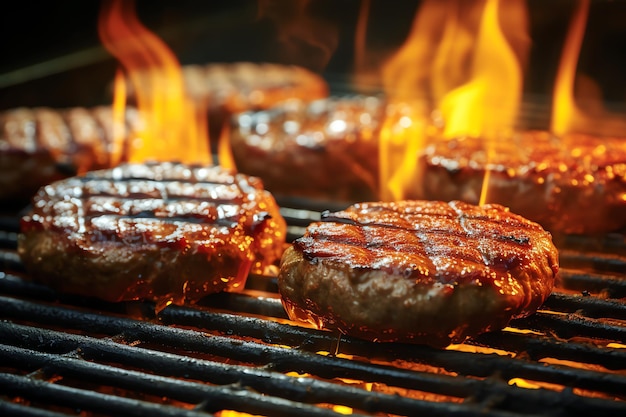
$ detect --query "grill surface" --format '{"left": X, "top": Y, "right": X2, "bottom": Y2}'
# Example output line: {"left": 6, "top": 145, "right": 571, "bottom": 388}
{"left": 1, "top": 199, "right": 625, "bottom": 417}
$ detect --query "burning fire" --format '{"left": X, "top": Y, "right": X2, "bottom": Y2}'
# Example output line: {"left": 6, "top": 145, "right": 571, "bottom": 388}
{"left": 551, "top": 0, "right": 626, "bottom": 137}
{"left": 376, "top": 0, "right": 624, "bottom": 204}
{"left": 98, "top": 0, "right": 211, "bottom": 166}
{"left": 378, "top": 0, "right": 528, "bottom": 202}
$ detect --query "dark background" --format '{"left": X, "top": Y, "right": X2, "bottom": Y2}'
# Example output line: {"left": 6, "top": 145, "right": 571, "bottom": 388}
{"left": 1, "top": 0, "right": 625, "bottom": 125}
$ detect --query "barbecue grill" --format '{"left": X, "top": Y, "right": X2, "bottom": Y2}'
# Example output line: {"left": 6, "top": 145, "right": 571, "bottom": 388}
{"left": 2, "top": 1, "right": 626, "bottom": 416}
{"left": 1, "top": 198, "right": 625, "bottom": 417}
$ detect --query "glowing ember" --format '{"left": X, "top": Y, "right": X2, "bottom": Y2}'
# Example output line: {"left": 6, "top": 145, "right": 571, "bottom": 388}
{"left": 98, "top": 0, "right": 211, "bottom": 165}
{"left": 508, "top": 378, "right": 542, "bottom": 390}
{"left": 215, "top": 411, "right": 257, "bottom": 417}
{"left": 446, "top": 343, "right": 514, "bottom": 357}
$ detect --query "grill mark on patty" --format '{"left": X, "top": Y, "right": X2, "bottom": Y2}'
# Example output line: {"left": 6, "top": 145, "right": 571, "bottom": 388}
{"left": 53, "top": 179, "right": 249, "bottom": 202}
{"left": 319, "top": 201, "right": 537, "bottom": 245}
{"left": 25, "top": 163, "right": 273, "bottom": 239}
{"left": 71, "top": 175, "right": 242, "bottom": 186}
{"left": 32, "top": 195, "right": 259, "bottom": 232}
{"left": 46, "top": 179, "right": 248, "bottom": 204}
{"left": 296, "top": 200, "right": 546, "bottom": 285}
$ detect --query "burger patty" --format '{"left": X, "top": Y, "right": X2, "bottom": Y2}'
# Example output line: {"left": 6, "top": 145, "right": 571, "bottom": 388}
{"left": 124, "top": 62, "right": 330, "bottom": 144}
{"left": 18, "top": 162, "right": 286, "bottom": 309}
{"left": 230, "top": 96, "right": 384, "bottom": 203}
{"left": 414, "top": 132, "right": 626, "bottom": 235}
{"left": 180, "top": 62, "right": 329, "bottom": 114}
{"left": 0, "top": 106, "right": 141, "bottom": 202}
{"left": 278, "top": 200, "right": 559, "bottom": 347}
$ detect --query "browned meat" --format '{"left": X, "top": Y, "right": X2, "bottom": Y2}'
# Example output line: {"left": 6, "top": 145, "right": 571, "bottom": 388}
{"left": 230, "top": 96, "right": 384, "bottom": 203}
{"left": 18, "top": 162, "right": 286, "bottom": 309}
{"left": 414, "top": 132, "right": 626, "bottom": 235}
{"left": 124, "top": 62, "right": 329, "bottom": 143}
{"left": 278, "top": 200, "right": 558, "bottom": 347}
{"left": 0, "top": 106, "right": 141, "bottom": 201}
{"left": 180, "top": 62, "right": 329, "bottom": 113}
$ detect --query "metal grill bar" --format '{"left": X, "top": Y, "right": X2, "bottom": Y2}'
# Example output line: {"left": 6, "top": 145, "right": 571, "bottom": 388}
{"left": 471, "top": 331, "right": 626, "bottom": 370}
{"left": 2, "top": 317, "right": 625, "bottom": 416}
{"left": 542, "top": 293, "right": 626, "bottom": 319}
{"left": 1, "top": 294, "right": 625, "bottom": 403}
{"left": 558, "top": 271, "right": 626, "bottom": 299}
{"left": 0, "top": 344, "right": 359, "bottom": 417}
{"left": 0, "top": 323, "right": 523, "bottom": 417}
{"left": 0, "top": 373, "right": 211, "bottom": 417}
{"left": 511, "top": 311, "right": 626, "bottom": 341}
{"left": 0, "top": 399, "right": 70, "bottom": 417}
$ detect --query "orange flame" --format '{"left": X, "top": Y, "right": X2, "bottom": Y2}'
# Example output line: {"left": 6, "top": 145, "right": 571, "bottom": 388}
{"left": 110, "top": 68, "right": 127, "bottom": 167}
{"left": 98, "top": 0, "right": 211, "bottom": 165}
{"left": 379, "top": 0, "right": 528, "bottom": 202}
{"left": 551, "top": 0, "right": 589, "bottom": 137}
{"left": 437, "top": 0, "right": 522, "bottom": 140}
{"left": 551, "top": 0, "right": 626, "bottom": 137}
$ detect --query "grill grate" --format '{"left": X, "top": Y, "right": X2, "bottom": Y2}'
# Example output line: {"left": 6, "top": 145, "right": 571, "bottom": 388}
{"left": 0, "top": 202, "right": 625, "bottom": 417}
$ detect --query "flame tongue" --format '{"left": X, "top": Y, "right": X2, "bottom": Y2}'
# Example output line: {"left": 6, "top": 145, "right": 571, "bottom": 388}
{"left": 551, "top": 0, "right": 589, "bottom": 137}
{"left": 438, "top": 0, "right": 523, "bottom": 139}
{"left": 379, "top": 0, "right": 527, "bottom": 202}
{"left": 549, "top": 0, "right": 626, "bottom": 137}
{"left": 98, "top": 0, "right": 210, "bottom": 166}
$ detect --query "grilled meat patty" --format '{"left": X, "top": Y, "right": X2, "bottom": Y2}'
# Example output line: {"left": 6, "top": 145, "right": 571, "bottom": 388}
{"left": 230, "top": 96, "right": 384, "bottom": 203}
{"left": 414, "top": 132, "right": 626, "bottom": 235}
{"left": 124, "top": 62, "right": 329, "bottom": 144}
{"left": 18, "top": 162, "right": 286, "bottom": 308}
{"left": 278, "top": 200, "right": 559, "bottom": 347}
{"left": 180, "top": 62, "right": 329, "bottom": 114}
{"left": 0, "top": 106, "right": 141, "bottom": 202}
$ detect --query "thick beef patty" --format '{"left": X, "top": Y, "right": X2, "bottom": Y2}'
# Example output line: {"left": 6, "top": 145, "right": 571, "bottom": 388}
{"left": 414, "top": 132, "right": 626, "bottom": 235}
{"left": 230, "top": 96, "right": 384, "bottom": 203}
{"left": 278, "top": 200, "right": 558, "bottom": 347}
{"left": 18, "top": 162, "right": 286, "bottom": 309}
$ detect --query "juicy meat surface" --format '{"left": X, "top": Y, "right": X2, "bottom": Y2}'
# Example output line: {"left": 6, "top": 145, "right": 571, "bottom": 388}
{"left": 278, "top": 200, "right": 559, "bottom": 347}
{"left": 415, "top": 132, "right": 626, "bottom": 234}
{"left": 230, "top": 96, "right": 384, "bottom": 202}
{"left": 124, "top": 62, "right": 330, "bottom": 144}
{"left": 180, "top": 62, "right": 329, "bottom": 113}
{"left": 0, "top": 106, "right": 141, "bottom": 201}
{"left": 18, "top": 162, "right": 286, "bottom": 309}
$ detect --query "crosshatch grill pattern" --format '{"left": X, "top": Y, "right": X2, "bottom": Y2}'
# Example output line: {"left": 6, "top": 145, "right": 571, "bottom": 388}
{"left": 0, "top": 199, "right": 625, "bottom": 417}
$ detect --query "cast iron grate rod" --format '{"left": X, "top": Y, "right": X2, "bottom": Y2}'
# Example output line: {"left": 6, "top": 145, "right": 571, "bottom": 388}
{"left": 1, "top": 323, "right": 624, "bottom": 417}
{"left": 470, "top": 330, "right": 626, "bottom": 370}
{"left": 0, "top": 325, "right": 542, "bottom": 417}
{"left": 1, "top": 295, "right": 625, "bottom": 400}
{"left": 0, "top": 344, "right": 373, "bottom": 417}
{"left": 558, "top": 270, "right": 626, "bottom": 299}
{"left": 542, "top": 292, "right": 626, "bottom": 319}
{"left": 0, "top": 373, "right": 213, "bottom": 417}
{"left": 0, "top": 399, "right": 71, "bottom": 417}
